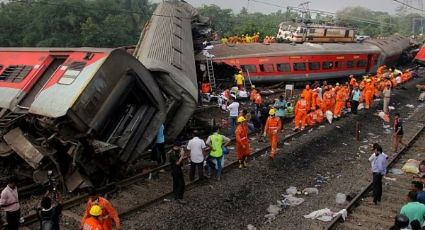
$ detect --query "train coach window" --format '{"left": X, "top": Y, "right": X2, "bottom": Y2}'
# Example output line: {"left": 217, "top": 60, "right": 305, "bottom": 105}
{"left": 277, "top": 63, "right": 291, "bottom": 72}
{"left": 293, "top": 63, "right": 306, "bottom": 71}
{"left": 308, "top": 62, "right": 320, "bottom": 70}
{"left": 322, "top": 61, "right": 333, "bottom": 70}
{"left": 240, "top": 64, "right": 257, "bottom": 73}
{"left": 357, "top": 60, "right": 367, "bottom": 67}
{"left": 335, "top": 61, "right": 344, "bottom": 69}
{"left": 346, "top": 61, "right": 356, "bottom": 68}
{"left": 259, "top": 64, "right": 274, "bottom": 72}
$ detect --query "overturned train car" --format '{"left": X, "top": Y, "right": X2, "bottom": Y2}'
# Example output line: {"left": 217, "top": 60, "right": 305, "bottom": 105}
{"left": 0, "top": 48, "right": 166, "bottom": 190}
{"left": 134, "top": 1, "right": 199, "bottom": 140}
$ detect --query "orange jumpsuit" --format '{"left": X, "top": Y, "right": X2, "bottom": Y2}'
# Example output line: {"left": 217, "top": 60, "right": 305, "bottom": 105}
{"left": 235, "top": 123, "right": 250, "bottom": 160}
{"left": 315, "top": 109, "right": 324, "bottom": 124}
{"left": 250, "top": 89, "right": 258, "bottom": 102}
{"left": 306, "top": 112, "right": 316, "bottom": 126}
{"left": 322, "top": 90, "right": 334, "bottom": 112}
{"left": 82, "top": 197, "right": 120, "bottom": 230}
{"left": 264, "top": 116, "right": 282, "bottom": 157}
{"left": 311, "top": 91, "right": 322, "bottom": 110}
{"left": 294, "top": 98, "right": 308, "bottom": 129}
{"left": 363, "top": 83, "right": 374, "bottom": 109}
{"left": 333, "top": 88, "right": 346, "bottom": 118}
{"left": 255, "top": 94, "right": 262, "bottom": 107}
{"left": 302, "top": 88, "right": 313, "bottom": 111}
{"left": 82, "top": 217, "right": 104, "bottom": 230}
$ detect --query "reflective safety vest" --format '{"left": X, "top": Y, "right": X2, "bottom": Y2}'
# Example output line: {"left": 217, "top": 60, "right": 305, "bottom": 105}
{"left": 286, "top": 106, "right": 294, "bottom": 118}
{"left": 210, "top": 133, "right": 224, "bottom": 158}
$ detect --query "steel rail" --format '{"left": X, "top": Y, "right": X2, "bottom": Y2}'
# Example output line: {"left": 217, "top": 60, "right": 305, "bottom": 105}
{"left": 325, "top": 124, "right": 425, "bottom": 230}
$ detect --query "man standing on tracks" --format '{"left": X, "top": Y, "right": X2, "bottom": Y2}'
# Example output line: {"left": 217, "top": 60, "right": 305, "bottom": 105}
{"left": 235, "top": 116, "right": 250, "bottom": 168}
{"left": 170, "top": 141, "right": 187, "bottom": 203}
{"left": 206, "top": 127, "right": 231, "bottom": 180}
{"left": 383, "top": 83, "right": 391, "bottom": 114}
{"left": 0, "top": 176, "right": 20, "bottom": 230}
{"left": 187, "top": 130, "right": 207, "bottom": 181}
{"left": 393, "top": 113, "right": 407, "bottom": 153}
{"left": 302, "top": 85, "right": 313, "bottom": 111}
{"left": 235, "top": 70, "right": 245, "bottom": 90}
{"left": 153, "top": 124, "right": 166, "bottom": 165}
{"left": 368, "top": 145, "right": 387, "bottom": 205}
{"left": 293, "top": 94, "right": 308, "bottom": 131}
{"left": 82, "top": 189, "right": 121, "bottom": 230}
{"left": 273, "top": 96, "right": 287, "bottom": 130}
{"left": 263, "top": 108, "right": 282, "bottom": 158}
{"left": 227, "top": 98, "right": 240, "bottom": 134}
{"left": 351, "top": 84, "right": 361, "bottom": 114}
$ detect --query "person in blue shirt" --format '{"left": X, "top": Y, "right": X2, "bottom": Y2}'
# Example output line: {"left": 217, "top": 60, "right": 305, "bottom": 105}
{"left": 411, "top": 181, "right": 425, "bottom": 205}
{"left": 152, "top": 124, "right": 165, "bottom": 165}
{"left": 368, "top": 145, "right": 387, "bottom": 204}
{"left": 273, "top": 95, "right": 287, "bottom": 130}
{"left": 351, "top": 84, "right": 361, "bottom": 114}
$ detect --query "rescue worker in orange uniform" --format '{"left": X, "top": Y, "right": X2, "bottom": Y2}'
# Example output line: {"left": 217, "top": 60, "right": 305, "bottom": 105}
{"left": 254, "top": 93, "right": 263, "bottom": 114}
{"left": 322, "top": 86, "right": 334, "bottom": 112}
{"left": 235, "top": 116, "right": 250, "bottom": 168}
{"left": 293, "top": 94, "right": 308, "bottom": 131}
{"left": 82, "top": 205, "right": 104, "bottom": 230}
{"left": 82, "top": 190, "right": 121, "bottom": 230}
{"left": 363, "top": 79, "right": 374, "bottom": 109}
{"left": 314, "top": 108, "right": 324, "bottom": 124}
{"left": 249, "top": 85, "right": 258, "bottom": 103}
{"left": 263, "top": 108, "right": 282, "bottom": 158}
{"left": 311, "top": 88, "right": 322, "bottom": 110}
{"left": 333, "top": 85, "right": 346, "bottom": 119}
{"left": 302, "top": 84, "right": 313, "bottom": 111}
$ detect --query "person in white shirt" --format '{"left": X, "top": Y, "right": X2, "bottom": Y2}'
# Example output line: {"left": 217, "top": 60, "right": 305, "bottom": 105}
{"left": 227, "top": 99, "right": 240, "bottom": 134}
{"left": 187, "top": 130, "right": 206, "bottom": 181}
{"left": 0, "top": 176, "right": 20, "bottom": 230}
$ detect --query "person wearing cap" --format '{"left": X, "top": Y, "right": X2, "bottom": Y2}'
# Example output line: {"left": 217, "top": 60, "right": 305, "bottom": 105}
{"left": 363, "top": 79, "right": 374, "bottom": 109}
{"left": 301, "top": 85, "right": 313, "bottom": 111}
{"left": 293, "top": 94, "right": 308, "bottom": 131}
{"left": 82, "top": 205, "right": 103, "bottom": 230}
{"left": 351, "top": 84, "right": 361, "bottom": 114}
{"left": 234, "top": 70, "right": 245, "bottom": 90}
{"left": 273, "top": 95, "right": 287, "bottom": 129}
{"left": 383, "top": 83, "right": 391, "bottom": 114}
{"left": 249, "top": 85, "right": 258, "bottom": 103}
{"left": 0, "top": 176, "right": 20, "bottom": 230}
{"left": 170, "top": 141, "right": 187, "bottom": 203}
{"left": 235, "top": 116, "right": 250, "bottom": 168}
{"left": 263, "top": 108, "right": 282, "bottom": 158}
{"left": 81, "top": 190, "right": 120, "bottom": 230}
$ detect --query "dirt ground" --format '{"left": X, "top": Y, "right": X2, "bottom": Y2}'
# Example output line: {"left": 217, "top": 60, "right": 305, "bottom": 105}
{"left": 120, "top": 76, "right": 425, "bottom": 230}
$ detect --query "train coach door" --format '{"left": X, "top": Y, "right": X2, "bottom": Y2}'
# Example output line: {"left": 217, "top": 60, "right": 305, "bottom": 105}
{"left": 366, "top": 54, "right": 373, "bottom": 73}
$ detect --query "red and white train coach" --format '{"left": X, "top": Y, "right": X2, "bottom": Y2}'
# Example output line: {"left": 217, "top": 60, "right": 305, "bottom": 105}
{"left": 204, "top": 36, "right": 411, "bottom": 82}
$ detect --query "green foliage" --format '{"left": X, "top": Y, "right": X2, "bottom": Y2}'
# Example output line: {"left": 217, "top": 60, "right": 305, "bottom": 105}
{"left": 0, "top": 0, "right": 153, "bottom": 47}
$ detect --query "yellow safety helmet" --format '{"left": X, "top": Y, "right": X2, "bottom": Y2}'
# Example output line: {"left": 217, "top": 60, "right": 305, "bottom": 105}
{"left": 366, "top": 79, "right": 371, "bottom": 82}
{"left": 89, "top": 205, "right": 102, "bottom": 217}
{"left": 269, "top": 108, "right": 276, "bottom": 116}
{"left": 251, "top": 85, "right": 255, "bottom": 89}
{"left": 237, "top": 116, "right": 246, "bottom": 123}
{"left": 335, "top": 82, "right": 340, "bottom": 86}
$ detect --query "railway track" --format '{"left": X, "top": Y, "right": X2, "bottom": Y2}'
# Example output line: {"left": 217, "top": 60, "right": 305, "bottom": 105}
{"left": 326, "top": 125, "right": 425, "bottom": 230}
{"left": 19, "top": 121, "right": 308, "bottom": 229}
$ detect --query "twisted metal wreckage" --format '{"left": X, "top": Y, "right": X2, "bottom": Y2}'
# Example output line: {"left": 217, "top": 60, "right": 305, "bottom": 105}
{"left": 0, "top": 1, "right": 209, "bottom": 191}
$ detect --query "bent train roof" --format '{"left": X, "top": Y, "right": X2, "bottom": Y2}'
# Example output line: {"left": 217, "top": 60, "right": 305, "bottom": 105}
{"left": 202, "top": 42, "right": 381, "bottom": 60}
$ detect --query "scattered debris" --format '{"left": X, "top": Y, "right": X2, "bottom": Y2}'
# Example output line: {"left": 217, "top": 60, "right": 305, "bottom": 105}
{"left": 378, "top": 111, "right": 390, "bottom": 122}
{"left": 247, "top": 224, "right": 257, "bottom": 230}
{"left": 281, "top": 194, "right": 305, "bottom": 206}
{"left": 303, "top": 187, "right": 319, "bottom": 195}
{"left": 284, "top": 142, "right": 290, "bottom": 146}
{"left": 267, "top": 204, "right": 282, "bottom": 215}
{"left": 402, "top": 159, "right": 420, "bottom": 174}
{"left": 342, "top": 143, "right": 348, "bottom": 146}
{"left": 304, "top": 208, "right": 347, "bottom": 222}
{"left": 335, "top": 193, "right": 346, "bottom": 204}
{"left": 384, "top": 176, "right": 397, "bottom": 181}
{"left": 405, "top": 104, "right": 415, "bottom": 108}
{"left": 419, "top": 92, "right": 425, "bottom": 102}
{"left": 388, "top": 168, "right": 404, "bottom": 175}
{"left": 388, "top": 106, "right": 395, "bottom": 110}
{"left": 335, "top": 126, "right": 341, "bottom": 129}
{"left": 286, "top": 186, "right": 298, "bottom": 195}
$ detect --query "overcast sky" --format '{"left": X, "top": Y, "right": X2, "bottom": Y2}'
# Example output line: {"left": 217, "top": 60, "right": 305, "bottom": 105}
{"left": 153, "top": 0, "right": 413, "bottom": 15}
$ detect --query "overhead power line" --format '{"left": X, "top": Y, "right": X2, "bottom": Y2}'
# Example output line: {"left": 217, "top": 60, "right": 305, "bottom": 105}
{"left": 249, "top": 0, "right": 397, "bottom": 26}
{"left": 392, "top": 0, "right": 425, "bottom": 14}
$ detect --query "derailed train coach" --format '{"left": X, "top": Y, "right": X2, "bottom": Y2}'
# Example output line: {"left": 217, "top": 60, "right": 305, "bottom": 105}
{"left": 0, "top": 48, "right": 166, "bottom": 190}
{"left": 133, "top": 1, "right": 200, "bottom": 140}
